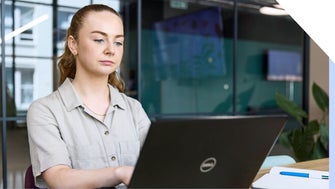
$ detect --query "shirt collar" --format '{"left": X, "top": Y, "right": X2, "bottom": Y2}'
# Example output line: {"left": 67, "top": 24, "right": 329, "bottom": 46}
{"left": 109, "top": 85, "right": 126, "bottom": 110}
{"left": 58, "top": 78, "right": 126, "bottom": 111}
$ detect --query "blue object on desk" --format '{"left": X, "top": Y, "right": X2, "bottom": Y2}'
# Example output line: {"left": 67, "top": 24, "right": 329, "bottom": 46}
{"left": 261, "top": 155, "right": 296, "bottom": 169}
{"left": 280, "top": 171, "right": 329, "bottom": 179}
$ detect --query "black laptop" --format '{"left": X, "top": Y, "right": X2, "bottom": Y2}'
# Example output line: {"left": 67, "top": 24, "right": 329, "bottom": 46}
{"left": 124, "top": 115, "right": 287, "bottom": 189}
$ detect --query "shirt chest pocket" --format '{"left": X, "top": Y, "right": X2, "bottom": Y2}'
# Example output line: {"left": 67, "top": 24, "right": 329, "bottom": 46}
{"left": 118, "top": 141, "right": 140, "bottom": 166}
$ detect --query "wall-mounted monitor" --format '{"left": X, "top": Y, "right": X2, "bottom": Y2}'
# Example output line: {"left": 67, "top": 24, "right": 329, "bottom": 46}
{"left": 266, "top": 49, "right": 302, "bottom": 81}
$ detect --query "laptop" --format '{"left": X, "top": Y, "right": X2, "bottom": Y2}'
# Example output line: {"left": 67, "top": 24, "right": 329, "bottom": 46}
{"left": 124, "top": 115, "right": 287, "bottom": 189}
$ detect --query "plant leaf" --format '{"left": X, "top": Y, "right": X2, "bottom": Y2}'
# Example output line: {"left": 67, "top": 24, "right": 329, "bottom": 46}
{"left": 291, "top": 127, "right": 315, "bottom": 161}
{"left": 312, "top": 82, "right": 329, "bottom": 112}
{"left": 320, "top": 124, "right": 329, "bottom": 151}
{"left": 306, "top": 120, "right": 320, "bottom": 134}
{"left": 275, "top": 93, "right": 307, "bottom": 125}
{"left": 278, "top": 131, "right": 292, "bottom": 149}
{"left": 311, "top": 139, "right": 329, "bottom": 159}
{"left": 274, "top": 83, "right": 329, "bottom": 161}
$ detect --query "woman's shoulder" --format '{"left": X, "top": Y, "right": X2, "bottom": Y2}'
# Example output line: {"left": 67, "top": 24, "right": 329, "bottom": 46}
{"left": 28, "top": 90, "right": 61, "bottom": 111}
{"left": 29, "top": 79, "right": 77, "bottom": 110}
{"left": 110, "top": 86, "right": 138, "bottom": 101}
{"left": 120, "top": 91, "right": 142, "bottom": 106}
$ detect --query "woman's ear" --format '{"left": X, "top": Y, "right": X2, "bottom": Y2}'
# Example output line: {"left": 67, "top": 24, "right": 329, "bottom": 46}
{"left": 67, "top": 35, "right": 78, "bottom": 56}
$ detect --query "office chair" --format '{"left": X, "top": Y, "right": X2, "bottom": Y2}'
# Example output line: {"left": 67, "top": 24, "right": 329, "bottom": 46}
{"left": 25, "top": 165, "right": 40, "bottom": 189}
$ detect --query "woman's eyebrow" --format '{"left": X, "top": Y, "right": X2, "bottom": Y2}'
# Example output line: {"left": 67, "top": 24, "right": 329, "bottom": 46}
{"left": 91, "top": 30, "right": 124, "bottom": 38}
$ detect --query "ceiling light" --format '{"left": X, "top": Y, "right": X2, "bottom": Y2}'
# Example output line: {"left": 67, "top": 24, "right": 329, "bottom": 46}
{"left": 0, "top": 14, "right": 49, "bottom": 44}
{"left": 259, "top": 6, "right": 288, "bottom": 16}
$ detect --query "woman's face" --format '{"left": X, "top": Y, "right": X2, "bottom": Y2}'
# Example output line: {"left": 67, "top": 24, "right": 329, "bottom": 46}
{"left": 69, "top": 10, "right": 124, "bottom": 78}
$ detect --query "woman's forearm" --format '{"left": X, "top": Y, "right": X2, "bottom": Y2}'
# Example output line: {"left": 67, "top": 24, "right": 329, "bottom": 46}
{"left": 42, "top": 165, "right": 134, "bottom": 189}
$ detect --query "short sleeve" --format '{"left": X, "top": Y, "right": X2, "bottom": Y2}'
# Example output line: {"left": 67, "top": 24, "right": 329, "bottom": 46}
{"left": 27, "top": 99, "right": 71, "bottom": 188}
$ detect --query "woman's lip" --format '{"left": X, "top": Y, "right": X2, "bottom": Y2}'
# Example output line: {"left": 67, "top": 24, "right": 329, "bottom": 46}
{"left": 100, "top": 60, "right": 114, "bottom": 65}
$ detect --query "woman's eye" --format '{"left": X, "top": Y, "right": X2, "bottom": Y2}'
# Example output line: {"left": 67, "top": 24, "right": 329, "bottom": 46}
{"left": 113, "top": 42, "right": 123, "bottom": 47}
{"left": 94, "top": 39, "right": 104, "bottom": 43}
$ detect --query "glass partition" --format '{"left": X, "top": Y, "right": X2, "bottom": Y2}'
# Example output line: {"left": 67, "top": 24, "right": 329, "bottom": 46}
{"left": 139, "top": 0, "right": 233, "bottom": 116}
{"left": 4, "top": 2, "right": 53, "bottom": 113}
{"left": 56, "top": 7, "right": 77, "bottom": 57}
{"left": 13, "top": 3, "right": 52, "bottom": 57}
{"left": 21, "top": 0, "right": 52, "bottom": 3}
{"left": 236, "top": 0, "right": 303, "bottom": 115}
{"left": 57, "top": 0, "right": 90, "bottom": 8}
{"left": 93, "top": 0, "right": 121, "bottom": 11}
{"left": 138, "top": 0, "right": 305, "bottom": 118}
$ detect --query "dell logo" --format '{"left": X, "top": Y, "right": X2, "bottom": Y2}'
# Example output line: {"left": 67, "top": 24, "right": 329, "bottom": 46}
{"left": 200, "top": 157, "right": 217, "bottom": 173}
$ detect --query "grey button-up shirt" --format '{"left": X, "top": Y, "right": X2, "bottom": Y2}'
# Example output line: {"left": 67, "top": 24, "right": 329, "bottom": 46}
{"left": 27, "top": 78, "right": 151, "bottom": 188}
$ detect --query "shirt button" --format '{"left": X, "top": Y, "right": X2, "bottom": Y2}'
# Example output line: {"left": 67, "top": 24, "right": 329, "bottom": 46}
{"left": 104, "top": 131, "right": 109, "bottom": 135}
{"left": 111, "top": 156, "right": 116, "bottom": 161}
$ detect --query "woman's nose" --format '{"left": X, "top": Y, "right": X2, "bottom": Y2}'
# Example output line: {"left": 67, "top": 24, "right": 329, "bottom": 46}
{"left": 104, "top": 43, "right": 115, "bottom": 55}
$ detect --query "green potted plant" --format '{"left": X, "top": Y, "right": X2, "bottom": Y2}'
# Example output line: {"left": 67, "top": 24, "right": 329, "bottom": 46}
{"left": 275, "top": 82, "right": 329, "bottom": 161}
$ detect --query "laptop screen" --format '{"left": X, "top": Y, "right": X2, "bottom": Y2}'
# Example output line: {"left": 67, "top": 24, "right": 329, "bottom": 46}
{"left": 128, "top": 115, "right": 287, "bottom": 189}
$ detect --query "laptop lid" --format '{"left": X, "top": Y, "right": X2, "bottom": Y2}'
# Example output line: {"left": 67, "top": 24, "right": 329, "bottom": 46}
{"left": 128, "top": 115, "right": 287, "bottom": 189}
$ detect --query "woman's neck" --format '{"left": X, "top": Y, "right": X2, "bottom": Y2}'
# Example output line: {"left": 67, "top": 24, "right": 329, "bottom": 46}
{"left": 72, "top": 73, "right": 109, "bottom": 94}
{"left": 72, "top": 77, "right": 111, "bottom": 119}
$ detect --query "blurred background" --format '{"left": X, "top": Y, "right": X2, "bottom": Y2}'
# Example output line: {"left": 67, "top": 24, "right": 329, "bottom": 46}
{"left": 0, "top": 0, "right": 328, "bottom": 188}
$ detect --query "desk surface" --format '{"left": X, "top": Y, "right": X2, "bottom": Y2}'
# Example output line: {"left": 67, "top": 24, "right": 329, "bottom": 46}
{"left": 254, "top": 158, "right": 329, "bottom": 181}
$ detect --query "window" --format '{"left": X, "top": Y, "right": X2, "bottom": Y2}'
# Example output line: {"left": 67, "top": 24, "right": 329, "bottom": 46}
{"left": 15, "top": 68, "right": 34, "bottom": 110}
{"left": 14, "top": 5, "right": 35, "bottom": 45}
{"left": 57, "top": 7, "right": 76, "bottom": 56}
{"left": 57, "top": 0, "right": 90, "bottom": 7}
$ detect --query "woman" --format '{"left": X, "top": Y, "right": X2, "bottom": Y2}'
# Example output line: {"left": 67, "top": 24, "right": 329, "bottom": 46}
{"left": 27, "top": 4, "right": 151, "bottom": 189}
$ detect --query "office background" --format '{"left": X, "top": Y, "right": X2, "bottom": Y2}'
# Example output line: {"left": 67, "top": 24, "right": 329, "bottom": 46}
{"left": 0, "top": 0, "right": 329, "bottom": 188}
